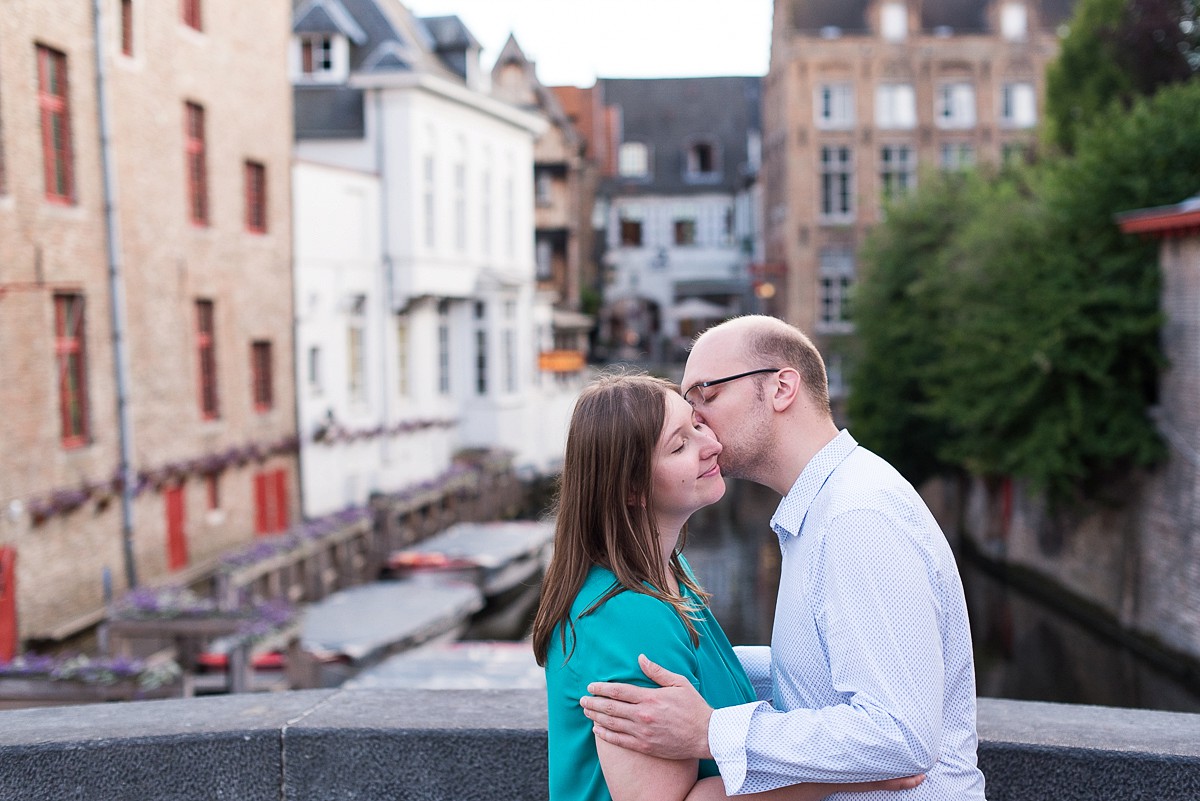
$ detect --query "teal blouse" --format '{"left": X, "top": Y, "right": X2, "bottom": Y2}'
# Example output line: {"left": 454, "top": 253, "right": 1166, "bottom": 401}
{"left": 544, "top": 558, "right": 756, "bottom": 801}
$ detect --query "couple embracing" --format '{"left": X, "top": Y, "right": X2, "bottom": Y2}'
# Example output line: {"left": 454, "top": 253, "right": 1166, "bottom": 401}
{"left": 532, "top": 315, "right": 987, "bottom": 801}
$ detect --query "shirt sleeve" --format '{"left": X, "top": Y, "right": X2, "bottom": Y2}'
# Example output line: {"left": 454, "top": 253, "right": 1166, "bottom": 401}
{"left": 568, "top": 587, "right": 702, "bottom": 692}
{"left": 712, "top": 507, "right": 945, "bottom": 794}
{"left": 732, "top": 645, "right": 773, "bottom": 701}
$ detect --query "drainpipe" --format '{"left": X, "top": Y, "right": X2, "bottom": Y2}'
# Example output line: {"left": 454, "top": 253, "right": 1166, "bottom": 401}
{"left": 374, "top": 88, "right": 393, "bottom": 464}
{"left": 92, "top": 0, "right": 138, "bottom": 588}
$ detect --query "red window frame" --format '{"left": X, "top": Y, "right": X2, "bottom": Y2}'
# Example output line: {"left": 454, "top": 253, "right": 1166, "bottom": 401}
{"left": 0, "top": 546, "right": 17, "bottom": 663}
{"left": 196, "top": 299, "right": 219, "bottom": 419}
{"left": 121, "top": 0, "right": 133, "bottom": 56}
{"left": 36, "top": 45, "right": 74, "bottom": 204}
{"left": 182, "top": 0, "right": 202, "bottom": 31}
{"left": 185, "top": 102, "right": 208, "bottom": 225}
{"left": 254, "top": 469, "right": 289, "bottom": 535}
{"left": 251, "top": 340, "right": 273, "bottom": 411}
{"left": 244, "top": 160, "right": 267, "bottom": 233}
{"left": 54, "top": 293, "right": 90, "bottom": 447}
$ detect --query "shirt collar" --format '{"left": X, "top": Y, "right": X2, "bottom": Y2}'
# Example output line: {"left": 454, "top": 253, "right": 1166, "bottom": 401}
{"left": 770, "top": 429, "right": 858, "bottom": 540}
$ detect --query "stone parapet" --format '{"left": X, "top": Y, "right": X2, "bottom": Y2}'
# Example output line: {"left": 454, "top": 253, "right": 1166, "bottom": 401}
{"left": 1, "top": 691, "right": 1198, "bottom": 800}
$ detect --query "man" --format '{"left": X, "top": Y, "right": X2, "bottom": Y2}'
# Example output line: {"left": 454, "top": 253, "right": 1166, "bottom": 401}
{"left": 580, "top": 315, "right": 987, "bottom": 799}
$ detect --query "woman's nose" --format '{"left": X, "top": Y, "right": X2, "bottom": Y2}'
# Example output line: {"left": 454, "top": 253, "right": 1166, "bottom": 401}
{"left": 701, "top": 429, "right": 722, "bottom": 458}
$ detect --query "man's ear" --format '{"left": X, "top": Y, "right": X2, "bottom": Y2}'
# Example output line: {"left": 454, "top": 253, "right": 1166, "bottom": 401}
{"left": 771, "top": 368, "right": 803, "bottom": 412}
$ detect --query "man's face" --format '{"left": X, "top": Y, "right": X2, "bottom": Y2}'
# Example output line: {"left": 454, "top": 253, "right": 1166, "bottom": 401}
{"left": 681, "top": 334, "right": 772, "bottom": 482}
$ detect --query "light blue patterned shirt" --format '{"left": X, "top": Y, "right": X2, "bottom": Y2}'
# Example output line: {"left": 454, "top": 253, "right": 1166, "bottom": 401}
{"left": 708, "top": 431, "right": 987, "bottom": 799}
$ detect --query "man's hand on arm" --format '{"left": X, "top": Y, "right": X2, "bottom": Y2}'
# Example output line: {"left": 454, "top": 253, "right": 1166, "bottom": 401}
{"left": 580, "top": 653, "right": 715, "bottom": 761}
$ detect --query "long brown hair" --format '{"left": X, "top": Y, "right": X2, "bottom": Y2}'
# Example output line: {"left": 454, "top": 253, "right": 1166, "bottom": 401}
{"left": 532, "top": 371, "right": 710, "bottom": 667}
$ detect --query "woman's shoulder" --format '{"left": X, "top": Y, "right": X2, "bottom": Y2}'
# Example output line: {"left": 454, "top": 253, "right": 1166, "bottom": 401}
{"left": 572, "top": 566, "right": 686, "bottom": 627}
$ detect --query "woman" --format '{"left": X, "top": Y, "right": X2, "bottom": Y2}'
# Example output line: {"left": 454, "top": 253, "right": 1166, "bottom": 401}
{"left": 532, "top": 372, "right": 921, "bottom": 801}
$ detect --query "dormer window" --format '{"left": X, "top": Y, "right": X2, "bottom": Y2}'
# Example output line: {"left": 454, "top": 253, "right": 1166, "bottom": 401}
{"left": 881, "top": 3, "right": 907, "bottom": 42}
{"left": 684, "top": 138, "right": 721, "bottom": 183}
{"left": 1001, "top": 3, "right": 1028, "bottom": 41}
{"left": 292, "top": 33, "right": 349, "bottom": 82}
{"left": 618, "top": 142, "right": 650, "bottom": 179}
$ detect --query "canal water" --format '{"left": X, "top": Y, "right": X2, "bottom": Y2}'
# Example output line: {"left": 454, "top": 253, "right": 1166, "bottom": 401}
{"left": 681, "top": 478, "right": 1200, "bottom": 714}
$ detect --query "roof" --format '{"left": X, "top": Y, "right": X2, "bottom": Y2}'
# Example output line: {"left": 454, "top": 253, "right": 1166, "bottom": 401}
{"left": 786, "top": 0, "right": 1077, "bottom": 35}
{"left": 294, "top": 86, "right": 366, "bottom": 139}
{"left": 599, "top": 76, "right": 762, "bottom": 196}
{"left": 1116, "top": 194, "right": 1200, "bottom": 238}
{"left": 293, "top": 0, "right": 368, "bottom": 44}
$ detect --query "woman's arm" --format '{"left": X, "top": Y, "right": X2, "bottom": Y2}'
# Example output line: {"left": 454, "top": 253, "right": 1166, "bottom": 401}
{"left": 597, "top": 734, "right": 699, "bottom": 801}
{"left": 598, "top": 735, "right": 924, "bottom": 801}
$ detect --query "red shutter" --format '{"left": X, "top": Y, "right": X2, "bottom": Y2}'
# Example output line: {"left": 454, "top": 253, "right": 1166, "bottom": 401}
{"left": 0, "top": 547, "right": 17, "bottom": 661}
{"left": 273, "top": 469, "right": 288, "bottom": 531}
{"left": 165, "top": 486, "right": 188, "bottom": 571}
{"left": 254, "top": 472, "right": 269, "bottom": 534}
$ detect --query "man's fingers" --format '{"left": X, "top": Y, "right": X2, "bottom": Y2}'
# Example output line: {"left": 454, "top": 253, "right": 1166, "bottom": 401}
{"left": 592, "top": 723, "right": 651, "bottom": 754}
{"left": 585, "top": 681, "right": 649, "bottom": 703}
{"left": 637, "top": 653, "right": 688, "bottom": 688}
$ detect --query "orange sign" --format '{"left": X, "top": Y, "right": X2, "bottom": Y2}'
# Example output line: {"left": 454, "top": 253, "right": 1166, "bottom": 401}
{"left": 539, "top": 350, "right": 585, "bottom": 372}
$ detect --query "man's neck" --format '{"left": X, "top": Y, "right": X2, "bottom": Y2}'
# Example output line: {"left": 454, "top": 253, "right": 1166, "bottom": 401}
{"left": 770, "top": 418, "right": 840, "bottom": 496}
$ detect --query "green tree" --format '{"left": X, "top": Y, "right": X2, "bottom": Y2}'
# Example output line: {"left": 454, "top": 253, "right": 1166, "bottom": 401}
{"left": 1046, "top": 0, "right": 1199, "bottom": 153}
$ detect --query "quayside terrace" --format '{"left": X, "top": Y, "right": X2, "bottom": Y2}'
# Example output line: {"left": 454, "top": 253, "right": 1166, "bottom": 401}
{"left": 1, "top": 689, "right": 1198, "bottom": 800}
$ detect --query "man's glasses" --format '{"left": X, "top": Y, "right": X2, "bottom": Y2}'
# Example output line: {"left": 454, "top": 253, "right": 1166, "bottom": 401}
{"left": 683, "top": 368, "right": 780, "bottom": 407}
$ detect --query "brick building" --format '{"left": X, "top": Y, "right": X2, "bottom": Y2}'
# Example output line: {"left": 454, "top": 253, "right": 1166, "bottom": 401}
{"left": 763, "top": 0, "right": 1073, "bottom": 398}
{"left": 0, "top": 0, "right": 296, "bottom": 650}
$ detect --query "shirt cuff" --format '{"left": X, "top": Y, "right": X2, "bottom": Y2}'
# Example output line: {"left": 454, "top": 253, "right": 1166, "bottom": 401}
{"left": 709, "top": 700, "right": 765, "bottom": 795}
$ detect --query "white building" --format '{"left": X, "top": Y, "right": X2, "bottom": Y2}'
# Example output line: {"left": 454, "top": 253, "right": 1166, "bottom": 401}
{"left": 290, "top": 0, "right": 576, "bottom": 517}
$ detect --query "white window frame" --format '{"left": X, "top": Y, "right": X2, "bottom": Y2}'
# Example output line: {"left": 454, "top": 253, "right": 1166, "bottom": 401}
{"left": 1000, "top": 82, "right": 1037, "bottom": 128}
{"left": 880, "top": 144, "right": 916, "bottom": 201}
{"left": 819, "top": 145, "right": 855, "bottom": 222}
{"left": 293, "top": 34, "right": 349, "bottom": 83}
{"left": 618, "top": 142, "right": 649, "bottom": 178}
{"left": 816, "top": 83, "right": 855, "bottom": 129}
{"left": 936, "top": 82, "right": 976, "bottom": 129}
{"left": 817, "top": 248, "right": 855, "bottom": 334}
{"left": 1001, "top": 2, "right": 1028, "bottom": 41}
{"left": 939, "top": 142, "right": 975, "bottom": 171}
{"left": 881, "top": 2, "right": 907, "bottom": 41}
{"left": 875, "top": 84, "right": 916, "bottom": 129}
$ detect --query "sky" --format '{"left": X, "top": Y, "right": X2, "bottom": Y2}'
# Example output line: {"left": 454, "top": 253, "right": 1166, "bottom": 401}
{"left": 405, "top": 0, "right": 774, "bottom": 87}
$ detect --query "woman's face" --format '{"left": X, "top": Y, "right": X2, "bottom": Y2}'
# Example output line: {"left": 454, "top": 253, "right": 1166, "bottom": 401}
{"left": 651, "top": 392, "right": 725, "bottom": 529}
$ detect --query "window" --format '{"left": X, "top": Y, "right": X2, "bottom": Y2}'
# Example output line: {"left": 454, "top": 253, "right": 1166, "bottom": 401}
{"left": 1000, "top": 82, "right": 1037, "bottom": 128}
{"left": 816, "top": 83, "right": 854, "bottom": 129}
{"left": 307, "top": 345, "right": 322, "bottom": 394}
{"left": 940, "top": 142, "right": 975, "bottom": 170}
{"left": 880, "top": 144, "right": 915, "bottom": 201}
{"left": 206, "top": 474, "right": 220, "bottom": 511}
{"left": 347, "top": 296, "right": 366, "bottom": 404}
{"left": 423, "top": 153, "right": 436, "bottom": 247}
{"left": 437, "top": 301, "right": 450, "bottom": 395}
{"left": 196, "top": 300, "right": 219, "bottom": 419}
{"left": 182, "top": 0, "right": 201, "bottom": 31}
{"left": 121, "top": 0, "right": 134, "bottom": 56}
{"left": 876, "top": 84, "right": 916, "bottom": 129}
{"left": 684, "top": 140, "right": 720, "bottom": 181}
{"left": 936, "top": 82, "right": 976, "bottom": 129}
{"left": 454, "top": 154, "right": 467, "bottom": 252}
{"left": 619, "top": 216, "right": 643, "bottom": 246}
{"left": 37, "top": 45, "right": 74, "bottom": 204}
{"left": 1002, "top": 141, "right": 1028, "bottom": 165}
{"left": 54, "top": 293, "right": 89, "bottom": 447}
{"left": 818, "top": 248, "right": 855, "bottom": 331}
{"left": 251, "top": 340, "right": 273, "bottom": 411}
{"left": 618, "top": 142, "right": 649, "bottom": 177}
{"left": 535, "top": 170, "right": 552, "bottom": 205}
{"left": 474, "top": 321, "right": 488, "bottom": 397}
{"left": 253, "top": 469, "right": 288, "bottom": 535}
{"left": 536, "top": 238, "right": 553, "bottom": 281}
{"left": 674, "top": 219, "right": 697, "bottom": 246}
{"left": 820, "top": 146, "right": 854, "bottom": 220}
{"left": 396, "top": 317, "right": 410, "bottom": 397}
{"left": 1001, "top": 2, "right": 1028, "bottom": 41}
{"left": 826, "top": 354, "right": 846, "bottom": 398}
{"left": 300, "top": 35, "right": 333, "bottom": 75}
{"left": 185, "top": 102, "right": 208, "bottom": 225}
{"left": 243, "top": 161, "right": 267, "bottom": 233}
{"left": 503, "top": 301, "right": 517, "bottom": 394}
{"left": 881, "top": 2, "right": 907, "bottom": 41}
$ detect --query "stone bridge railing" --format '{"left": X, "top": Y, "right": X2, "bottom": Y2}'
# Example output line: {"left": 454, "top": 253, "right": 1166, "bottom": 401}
{"left": 1, "top": 690, "right": 1198, "bottom": 800}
